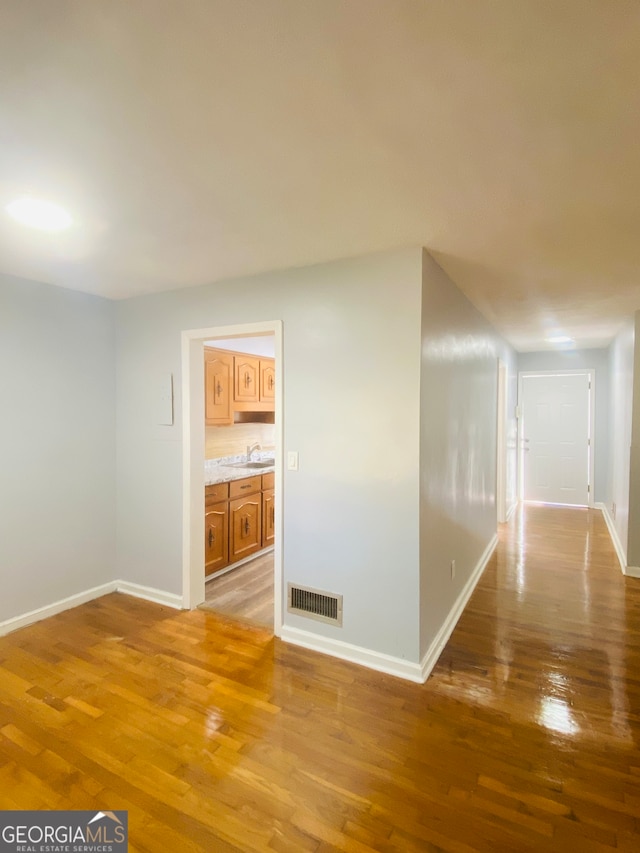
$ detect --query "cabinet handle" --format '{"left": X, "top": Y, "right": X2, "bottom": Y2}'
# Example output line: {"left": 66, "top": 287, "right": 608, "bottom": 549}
{"left": 244, "top": 371, "right": 250, "bottom": 388}
{"left": 215, "top": 382, "right": 222, "bottom": 397}
{"left": 240, "top": 484, "right": 251, "bottom": 490}
{"left": 243, "top": 517, "right": 250, "bottom": 535}
{"left": 208, "top": 529, "right": 214, "bottom": 547}
{"left": 268, "top": 375, "right": 274, "bottom": 390}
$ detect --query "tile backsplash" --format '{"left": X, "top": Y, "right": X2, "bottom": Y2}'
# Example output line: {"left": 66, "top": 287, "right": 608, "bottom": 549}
{"left": 205, "top": 422, "right": 275, "bottom": 460}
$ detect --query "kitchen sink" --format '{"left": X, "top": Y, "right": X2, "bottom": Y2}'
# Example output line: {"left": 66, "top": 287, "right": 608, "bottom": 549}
{"left": 227, "top": 460, "right": 274, "bottom": 469}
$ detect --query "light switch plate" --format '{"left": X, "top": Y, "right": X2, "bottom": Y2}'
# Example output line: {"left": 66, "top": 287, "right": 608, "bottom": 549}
{"left": 287, "top": 451, "right": 299, "bottom": 471}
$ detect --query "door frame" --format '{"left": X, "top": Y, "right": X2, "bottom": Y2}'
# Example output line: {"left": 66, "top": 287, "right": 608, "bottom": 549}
{"left": 496, "top": 359, "right": 508, "bottom": 523}
{"left": 181, "top": 320, "right": 283, "bottom": 635}
{"left": 517, "top": 369, "right": 595, "bottom": 508}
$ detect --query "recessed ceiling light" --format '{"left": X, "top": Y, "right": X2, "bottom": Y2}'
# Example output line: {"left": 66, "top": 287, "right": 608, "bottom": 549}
{"left": 546, "top": 335, "right": 574, "bottom": 344}
{"left": 6, "top": 197, "right": 72, "bottom": 231}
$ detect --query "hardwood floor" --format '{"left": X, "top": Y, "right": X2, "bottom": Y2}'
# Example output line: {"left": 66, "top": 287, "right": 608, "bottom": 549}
{"left": 1, "top": 504, "right": 639, "bottom": 851}
{"left": 202, "top": 552, "right": 274, "bottom": 628}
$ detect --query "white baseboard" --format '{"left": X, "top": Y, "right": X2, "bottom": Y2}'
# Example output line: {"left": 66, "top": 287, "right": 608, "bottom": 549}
{"left": 115, "top": 581, "right": 184, "bottom": 609}
{"left": 0, "top": 580, "right": 184, "bottom": 638}
{"left": 0, "top": 581, "right": 117, "bottom": 637}
{"left": 506, "top": 501, "right": 518, "bottom": 521}
{"left": 281, "top": 533, "right": 498, "bottom": 685}
{"left": 280, "top": 626, "right": 425, "bottom": 683}
{"left": 595, "top": 502, "right": 628, "bottom": 575}
{"left": 625, "top": 565, "right": 640, "bottom": 578}
{"left": 420, "top": 533, "right": 498, "bottom": 682}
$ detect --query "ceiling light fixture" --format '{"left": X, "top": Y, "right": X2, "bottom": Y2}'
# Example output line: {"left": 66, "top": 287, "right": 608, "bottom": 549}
{"left": 546, "top": 335, "right": 574, "bottom": 345}
{"left": 6, "top": 196, "right": 72, "bottom": 231}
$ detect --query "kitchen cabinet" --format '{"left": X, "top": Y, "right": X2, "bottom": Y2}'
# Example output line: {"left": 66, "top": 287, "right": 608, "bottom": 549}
{"left": 261, "top": 471, "right": 275, "bottom": 548}
{"left": 229, "top": 476, "right": 262, "bottom": 561}
{"left": 204, "top": 472, "right": 274, "bottom": 577}
{"left": 205, "top": 481, "right": 230, "bottom": 576}
{"left": 204, "top": 348, "right": 233, "bottom": 426}
{"left": 234, "top": 355, "right": 259, "bottom": 403}
{"left": 205, "top": 347, "right": 275, "bottom": 420}
{"left": 205, "top": 503, "right": 229, "bottom": 576}
{"left": 259, "top": 359, "right": 275, "bottom": 402}
{"left": 262, "top": 488, "right": 275, "bottom": 547}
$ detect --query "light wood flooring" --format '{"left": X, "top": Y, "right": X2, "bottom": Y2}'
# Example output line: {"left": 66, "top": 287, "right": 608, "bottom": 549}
{"left": 202, "top": 552, "right": 274, "bottom": 628}
{"left": 1, "top": 504, "right": 639, "bottom": 851}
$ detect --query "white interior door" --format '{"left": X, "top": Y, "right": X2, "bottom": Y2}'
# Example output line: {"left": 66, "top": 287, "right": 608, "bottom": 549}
{"left": 520, "top": 372, "right": 591, "bottom": 506}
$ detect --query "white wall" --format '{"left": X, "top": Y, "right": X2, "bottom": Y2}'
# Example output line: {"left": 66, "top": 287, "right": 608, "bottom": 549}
{"left": 1, "top": 246, "right": 518, "bottom": 674}
{"left": 205, "top": 335, "right": 275, "bottom": 357}
{"left": 419, "top": 252, "right": 516, "bottom": 658}
{"left": 115, "top": 249, "right": 424, "bottom": 662}
{"left": 606, "top": 319, "right": 634, "bottom": 563}
{"left": 517, "top": 348, "right": 610, "bottom": 502}
{"left": 0, "top": 274, "right": 116, "bottom": 622}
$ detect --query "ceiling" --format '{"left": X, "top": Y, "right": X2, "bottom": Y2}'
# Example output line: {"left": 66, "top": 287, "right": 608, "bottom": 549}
{"left": 1, "top": 1, "right": 639, "bottom": 351}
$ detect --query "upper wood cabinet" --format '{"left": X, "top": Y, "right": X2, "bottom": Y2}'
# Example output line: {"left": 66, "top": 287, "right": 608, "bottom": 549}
{"left": 205, "top": 347, "right": 275, "bottom": 422}
{"left": 204, "top": 348, "right": 233, "bottom": 426}
{"left": 259, "top": 359, "right": 275, "bottom": 402}
{"left": 234, "top": 356, "right": 259, "bottom": 403}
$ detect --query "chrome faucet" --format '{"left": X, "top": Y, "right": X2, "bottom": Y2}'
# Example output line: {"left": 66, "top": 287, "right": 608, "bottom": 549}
{"left": 246, "top": 442, "right": 261, "bottom": 462}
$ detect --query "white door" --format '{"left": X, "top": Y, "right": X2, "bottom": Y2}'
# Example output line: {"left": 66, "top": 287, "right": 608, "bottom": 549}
{"left": 520, "top": 372, "right": 591, "bottom": 506}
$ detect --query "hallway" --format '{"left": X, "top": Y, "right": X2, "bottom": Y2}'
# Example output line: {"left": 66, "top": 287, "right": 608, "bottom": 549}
{"left": 0, "top": 504, "right": 638, "bottom": 851}
{"left": 435, "top": 504, "right": 638, "bottom": 747}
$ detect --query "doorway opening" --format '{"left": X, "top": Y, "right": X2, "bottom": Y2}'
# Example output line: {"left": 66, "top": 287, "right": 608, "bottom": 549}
{"left": 181, "top": 320, "right": 283, "bottom": 636}
{"left": 518, "top": 370, "right": 594, "bottom": 508}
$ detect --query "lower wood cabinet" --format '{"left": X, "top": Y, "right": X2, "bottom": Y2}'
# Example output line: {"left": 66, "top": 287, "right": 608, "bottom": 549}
{"left": 205, "top": 480, "right": 230, "bottom": 577}
{"left": 205, "top": 502, "right": 229, "bottom": 576}
{"left": 205, "top": 472, "right": 274, "bottom": 577}
{"left": 229, "top": 493, "right": 261, "bottom": 561}
{"left": 262, "top": 488, "right": 275, "bottom": 547}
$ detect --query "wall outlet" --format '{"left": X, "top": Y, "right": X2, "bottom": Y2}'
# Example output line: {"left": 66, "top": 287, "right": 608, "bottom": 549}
{"left": 451, "top": 559, "right": 456, "bottom": 579}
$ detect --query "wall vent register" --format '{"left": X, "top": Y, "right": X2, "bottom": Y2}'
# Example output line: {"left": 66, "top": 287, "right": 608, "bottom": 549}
{"left": 287, "top": 584, "right": 343, "bottom": 626}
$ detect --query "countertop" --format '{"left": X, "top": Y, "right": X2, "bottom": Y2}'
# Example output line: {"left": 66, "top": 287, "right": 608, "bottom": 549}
{"left": 204, "top": 453, "right": 275, "bottom": 486}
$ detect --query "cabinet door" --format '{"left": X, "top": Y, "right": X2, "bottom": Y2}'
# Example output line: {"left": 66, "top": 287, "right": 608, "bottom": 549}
{"left": 259, "top": 359, "right": 275, "bottom": 402}
{"left": 234, "top": 356, "right": 259, "bottom": 403}
{"left": 205, "top": 350, "right": 233, "bottom": 425}
{"left": 205, "top": 502, "right": 229, "bottom": 576}
{"left": 262, "top": 488, "right": 275, "bottom": 547}
{"left": 229, "top": 494, "right": 261, "bottom": 561}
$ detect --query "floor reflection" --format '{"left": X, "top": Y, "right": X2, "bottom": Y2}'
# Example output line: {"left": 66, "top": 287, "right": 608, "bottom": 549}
{"left": 432, "top": 503, "right": 636, "bottom": 747}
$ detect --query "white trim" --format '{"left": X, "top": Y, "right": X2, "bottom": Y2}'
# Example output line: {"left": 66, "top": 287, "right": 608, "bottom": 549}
{"left": 0, "top": 582, "right": 117, "bottom": 637}
{"left": 420, "top": 534, "right": 498, "bottom": 682}
{"left": 280, "top": 626, "right": 425, "bottom": 683}
{"left": 625, "top": 565, "right": 640, "bottom": 579}
{"left": 596, "top": 502, "right": 627, "bottom": 574}
{"left": 496, "top": 360, "right": 507, "bottom": 523}
{"left": 506, "top": 500, "right": 518, "bottom": 521}
{"left": 114, "top": 581, "right": 183, "bottom": 609}
{"left": 518, "top": 369, "right": 595, "bottom": 508}
{"left": 0, "top": 581, "right": 184, "bottom": 638}
{"left": 281, "top": 534, "right": 498, "bottom": 684}
{"left": 181, "top": 320, "right": 284, "bottom": 637}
